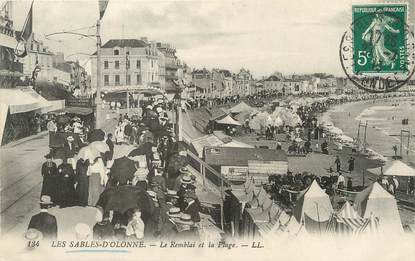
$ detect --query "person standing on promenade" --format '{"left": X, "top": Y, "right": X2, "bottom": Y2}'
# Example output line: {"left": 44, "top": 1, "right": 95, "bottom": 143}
{"left": 335, "top": 156, "right": 341, "bottom": 172}
{"left": 348, "top": 157, "right": 355, "bottom": 173}
{"left": 336, "top": 172, "right": 345, "bottom": 190}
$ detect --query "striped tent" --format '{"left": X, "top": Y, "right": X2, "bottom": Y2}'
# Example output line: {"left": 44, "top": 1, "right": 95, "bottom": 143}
{"left": 355, "top": 213, "right": 380, "bottom": 235}
{"left": 326, "top": 201, "right": 366, "bottom": 235}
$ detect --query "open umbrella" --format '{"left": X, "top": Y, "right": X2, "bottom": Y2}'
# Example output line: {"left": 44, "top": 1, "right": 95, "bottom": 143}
{"left": 56, "top": 114, "right": 71, "bottom": 125}
{"left": 109, "top": 156, "right": 136, "bottom": 185}
{"left": 96, "top": 185, "right": 155, "bottom": 222}
{"left": 77, "top": 146, "right": 101, "bottom": 162}
{"left": 48, "top": 206, "right": 100, "bottom": 240}
{"left": 89, "top": 141, "right": 110, "bottom": 153}
{"left": 128, "top": 142, "right": 153, "bottom": 157}
{"left": 88, "top": 129, "right": 106, "bottom": 142}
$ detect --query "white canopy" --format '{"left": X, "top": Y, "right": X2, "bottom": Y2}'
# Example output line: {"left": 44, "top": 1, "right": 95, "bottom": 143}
{"left": 367, "top": 160, "right": 415, "bottom": 177}
{"left": 216, "top": 115, "right": 242, "bottom": 126}
{"left": 230, "top": 101, "right": 254, "bottom": 114}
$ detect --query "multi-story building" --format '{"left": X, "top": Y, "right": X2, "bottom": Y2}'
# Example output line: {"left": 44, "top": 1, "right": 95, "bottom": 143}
{"left": 211, "top": 69, "right": 225, "bottom": 98}
{"left": 192, "top": 68, "right": 212, "bottom": 97}
{"left": 235, "top": 68, "right": 253, "bottom": 96}
{"left": 18, "top": 34, "right": 54, "bottom": 83}
{"left": 66, "top": 60, "right": 88, "bottom": 91}
{"left": 218, "top": 69, "right": 233, "bottom": 97}
{"left": 264, "top": 74, "right": 283, "bottom": 92}
{"left": 91, "top": 38, "right": 160, "bottom": 92}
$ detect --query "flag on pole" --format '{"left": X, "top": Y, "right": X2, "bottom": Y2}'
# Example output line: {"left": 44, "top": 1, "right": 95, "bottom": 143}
{"left": 14, "top": 1, "right": 33, "bottom": 58}
{"left": 99, "top": 0, "right": 109, "bottom": 20}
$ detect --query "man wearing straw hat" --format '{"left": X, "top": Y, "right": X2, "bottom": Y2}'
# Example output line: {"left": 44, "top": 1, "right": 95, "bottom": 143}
{"left": 28, "top": 195, "right": 57, "bottom": 240}
{"left": 159, "top": 207, "right": 181, "bottom": 240}
{"left": 159, "top": 190, "right": 180, "bottom": 224}
{"left": 174, "top": 213, "right": 199, "bottom": 240}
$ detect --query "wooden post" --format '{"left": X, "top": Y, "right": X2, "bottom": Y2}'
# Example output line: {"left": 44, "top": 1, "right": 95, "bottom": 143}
{"left": 407, "top": 131, "right": 411, "bottom": 155}
{"left": 202, "top": 165, "right": 206, "bottom": 187}
{"left": 362, "top": 169, "right": 365, "bottom": 187}
{"left": 363, "top": 121, "right": 368, "bottom": 151}
{"left": 95, "top": 19, "right": 102, "bottom": 128}
{"left": 220, "top": 176, "right": 224, "bottom": 231}
{"left": 400, "top": 130, "right": 403, "bottom": 157}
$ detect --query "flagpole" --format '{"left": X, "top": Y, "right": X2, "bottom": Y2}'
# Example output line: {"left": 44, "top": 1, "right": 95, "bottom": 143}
{"left": 95, "top": 18, "right": 102, "bottom": 129}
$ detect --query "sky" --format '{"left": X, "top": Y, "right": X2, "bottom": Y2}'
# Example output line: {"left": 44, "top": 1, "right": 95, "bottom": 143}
{"left": 7, "top": 0, "right": 414, "bottom": 78}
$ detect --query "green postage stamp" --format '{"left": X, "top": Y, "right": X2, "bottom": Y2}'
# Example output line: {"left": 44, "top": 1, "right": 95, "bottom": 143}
{"left": 352, "top": 4, "right": 407, "bottom": 73}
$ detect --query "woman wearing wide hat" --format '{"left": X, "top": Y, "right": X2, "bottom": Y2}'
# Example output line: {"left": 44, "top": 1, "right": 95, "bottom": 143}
{"left": 56, "top": 158, "right": 77, "bottom": 208}
{"left": 41, "top": 154, "right": 58, "bottom": 204}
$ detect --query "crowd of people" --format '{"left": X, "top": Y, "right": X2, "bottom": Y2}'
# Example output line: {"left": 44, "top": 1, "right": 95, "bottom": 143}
{"left": 27, "top": 97, "right": 205, "bottom": 242}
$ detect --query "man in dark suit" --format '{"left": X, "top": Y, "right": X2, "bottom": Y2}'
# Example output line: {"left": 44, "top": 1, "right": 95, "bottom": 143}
{"left": 28, "top": 195, "right": 58, "bottom": 240}
{"left": 183, "top": 192, "right": 201, "bottom": 223}
{"left": 105, "top": 133, "right": 115, "bottom": 163}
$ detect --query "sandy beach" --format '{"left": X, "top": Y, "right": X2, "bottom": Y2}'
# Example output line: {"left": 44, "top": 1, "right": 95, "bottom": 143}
{"left": 326, "top": 97, "right": 415, "bottom": 166}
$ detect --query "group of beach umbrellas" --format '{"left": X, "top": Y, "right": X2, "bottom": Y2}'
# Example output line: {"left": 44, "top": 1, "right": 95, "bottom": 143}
{"left": 249, "top": 107, "right": 303, "bottom": 130}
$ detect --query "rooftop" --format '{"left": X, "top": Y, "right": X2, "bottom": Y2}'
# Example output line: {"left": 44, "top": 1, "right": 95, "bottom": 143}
{"left": 102, "top": 39, "right": 149, "bottom": 49}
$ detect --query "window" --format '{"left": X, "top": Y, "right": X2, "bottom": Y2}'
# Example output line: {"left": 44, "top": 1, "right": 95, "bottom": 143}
{"left": 152, "top": 73, "right": 154, "bottom": 82}
{"left": 115, "top": 75, "right": 120, "bottom": 85}
{"left": 115, "top": 61, "right": 119, "bottom": 69}
{"left": 114, "top": 49, "right": 119, "bottom": 55}
{"left": 126, "top": 74, "right": 131, "bottom": 85}
{"left": 104, "top": 75, "right": 109, "bottom": 86}
{"left": 136, "top": 74, "right": 141, "bottom": 85}
{"left": 104, "top": 61, "right": 108, "bottom": 69}
{"left": 136, "top": 60, "right": 141, "bottom": 69}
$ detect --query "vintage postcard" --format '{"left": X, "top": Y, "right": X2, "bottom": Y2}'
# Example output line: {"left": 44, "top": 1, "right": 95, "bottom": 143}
{"left": 0, "top": 0, "right": 414, "bottom": 261}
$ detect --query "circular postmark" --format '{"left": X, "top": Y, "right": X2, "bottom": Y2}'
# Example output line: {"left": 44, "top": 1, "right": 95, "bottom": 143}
{"left": 340, "top": 5, "right": 415, "bottom": 93}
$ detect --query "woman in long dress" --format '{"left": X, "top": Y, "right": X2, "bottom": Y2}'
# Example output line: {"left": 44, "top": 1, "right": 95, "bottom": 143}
{"left": 57, "top": 159, "right": 76, "bottom": 208}
{"left": 362, "top": 13, "right": 400, "bottom": 69}
{"left": 88, "top": 157, "right": 108, "bottom": 206}
{"left": 75, "top": 158, "right": 89, "bottom": 206}
{"left": 41, "top": 155, "right": 58, "bottom": 203}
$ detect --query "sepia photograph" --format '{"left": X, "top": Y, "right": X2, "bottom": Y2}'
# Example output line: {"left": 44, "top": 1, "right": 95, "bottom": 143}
{"left": 0, "top": 0, "right": 414, "bottom": 260}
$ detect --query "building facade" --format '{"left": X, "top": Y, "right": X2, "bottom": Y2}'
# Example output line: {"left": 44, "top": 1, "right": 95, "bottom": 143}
{"left": 91, "top": 39, "right": 160, "bottom": 92}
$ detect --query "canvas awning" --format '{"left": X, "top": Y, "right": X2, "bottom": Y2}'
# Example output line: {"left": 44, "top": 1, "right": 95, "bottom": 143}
{"left": 215, "top": 115, "right": 241, "bottom": 126}
{"left": 230, "top": 101, "right": 255, "bottom": 114}
{"left": 0, "top": 88, "right": 50, "bottom": 114}
{"left": 367, "top": 160, "right": 415, "bottom": 177}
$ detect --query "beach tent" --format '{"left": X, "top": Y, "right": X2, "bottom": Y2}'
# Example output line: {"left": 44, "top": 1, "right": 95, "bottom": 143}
{"left": 353, "top": 182, "right": 404, "bottom": 234}
{"left": 325, "top": 201, "right": 366, "bottom": 236}
{"left": 216, "top": 115, "right": 242, "bottom": 126}
{"left": 367, "top": 160, "right": 415, "bottom": 177}
{"left": 293, "top": 180, "right": 334, "bottom": 233}
{"left": 278, "top": 215, "right": 308, "bottom": 237}
{"left": 230, "top": 102, "right": 255, "bottom": 114}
